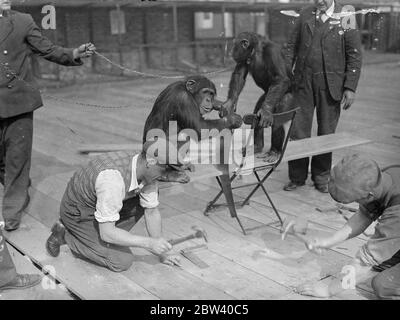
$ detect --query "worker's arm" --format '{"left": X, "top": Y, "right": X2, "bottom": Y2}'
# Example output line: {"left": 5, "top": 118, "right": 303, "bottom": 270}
{"left": 94, "top": 170, "right": 171, "bottom": 255}
{"left": 98, "top": 221, "right": 171, "bottom": 255}
{"left": 297, "top": 257, "right": 375, "bottom": 298}
{"left": 308, "top": 211, "right": 373, "bottom": 252}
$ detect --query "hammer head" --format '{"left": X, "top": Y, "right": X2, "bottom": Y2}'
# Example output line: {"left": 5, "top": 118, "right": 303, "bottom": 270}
{"left": 192, "top": 226, "right": 208, "bottom": 243}
{"left": 281, "top": 218, "right": 308, "bottom": 240}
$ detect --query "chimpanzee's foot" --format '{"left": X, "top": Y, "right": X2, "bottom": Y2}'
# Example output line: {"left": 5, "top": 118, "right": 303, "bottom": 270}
{"left": 182, "top": 163, "right": 195, "bottom": 172}
{"left": 253, "top": 145, "right": 264, "bottom": 155}
{"left": 158, "top": 170, "right": 190, "bottom": 183}
{"left": 263, "top": 150, "right": 281, "bottom": 163}
{"left": 256, "top": 150, "right": 280, "bottom": 163}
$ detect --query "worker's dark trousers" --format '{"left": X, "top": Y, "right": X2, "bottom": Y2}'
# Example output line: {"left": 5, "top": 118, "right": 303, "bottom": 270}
{"left": 372, "top": 251, "right": 400, "bottom": 299}
{"left": 0, "top": 227, "right": 17, "bottom": 287}
{"left": 288, "top": 70, "right": 341, "bottom": 186}
{"left": 0, "top": 112, "right": 33, "bottom": 224}
{"left": 60, "top": 193, "right": 144, "bottom": 272}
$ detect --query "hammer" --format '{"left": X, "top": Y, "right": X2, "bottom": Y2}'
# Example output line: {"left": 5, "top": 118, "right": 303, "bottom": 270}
{"left": 281, "top": 218, "right": 310, "bottom": 247}
{"left": 168, "top": 226, "right": 208, "bottom": 246}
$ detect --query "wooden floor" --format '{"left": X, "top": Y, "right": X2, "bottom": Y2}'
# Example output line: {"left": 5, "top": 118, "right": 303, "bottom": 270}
{"left": 1, "top": 52, "right": 399, "bottom": 300}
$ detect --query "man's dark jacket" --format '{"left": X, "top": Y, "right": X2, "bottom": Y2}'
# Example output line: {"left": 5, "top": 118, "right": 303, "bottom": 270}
{"left": 284, "top": 4, "right": 362, "bottom": 101}
{"left": 0, "top": 10, "right": 82, "bottom": 118}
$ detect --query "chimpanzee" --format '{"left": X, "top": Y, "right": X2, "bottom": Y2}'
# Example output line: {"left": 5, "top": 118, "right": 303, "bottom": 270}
{"left": 143, "top": 75, "right": 243, "bottom": 182}
{"left": 221, "top": 31, "right": 295, "bottom": 162}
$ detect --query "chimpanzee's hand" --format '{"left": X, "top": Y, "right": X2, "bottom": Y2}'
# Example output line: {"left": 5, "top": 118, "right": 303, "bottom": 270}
{"left": 219, "top": 100, "right": 234, "bottom": 118}
{"left": 73, "top": 43, "right": 96, "bottom": 60}
{"left": 224, "top": 113, "right": 243, "bottom": 129}
{"left": 257, "top": 109, "right": 273, "bottom": 127}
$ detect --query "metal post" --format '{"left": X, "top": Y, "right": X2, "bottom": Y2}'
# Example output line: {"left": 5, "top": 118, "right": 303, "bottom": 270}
{"left": 172, "top": 3, "right": 179, "bottom": 69}
{"left": 116, "top": 4, "right": 124, "bottom": 75}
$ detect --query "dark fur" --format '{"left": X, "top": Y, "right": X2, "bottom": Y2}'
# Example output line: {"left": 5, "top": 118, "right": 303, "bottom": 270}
{"left": 228, "top": 32, "right": 294, "bottom": 154}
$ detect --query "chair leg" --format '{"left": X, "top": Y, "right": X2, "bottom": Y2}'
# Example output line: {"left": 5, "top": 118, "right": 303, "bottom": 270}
{"left": 240, "top": 168, "right": 273, "bottom": 206}
{"left": 253, "top": 171, "right": 283, "bottom": 226}
{"left": 204, "top": 172, "right": 238, "bottom": 216}
{"left": 219, "top": 172, "right": 247, "bottom": 235}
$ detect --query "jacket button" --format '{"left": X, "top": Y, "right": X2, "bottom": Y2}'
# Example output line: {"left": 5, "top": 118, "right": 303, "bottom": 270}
{"left": 3, "top": 50, "right": 8, "bottom": 55}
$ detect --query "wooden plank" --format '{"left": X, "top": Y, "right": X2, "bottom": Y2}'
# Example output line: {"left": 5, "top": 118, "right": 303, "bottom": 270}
{"left": 3, "top": 215, "right": 158, "bottom": 300}
{"left": 16, "top": 184, "right": 236, "bottom": 300}
{"left": 0, "top": 245, "right": 73, "bottom": 300}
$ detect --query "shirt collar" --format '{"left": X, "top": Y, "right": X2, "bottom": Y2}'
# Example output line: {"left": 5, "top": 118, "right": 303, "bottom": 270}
{"left": 325, "top": 1, "right": 335, "bottom": 18}
{"left": 129, "top": 154, "right": 144, "bottom": 192}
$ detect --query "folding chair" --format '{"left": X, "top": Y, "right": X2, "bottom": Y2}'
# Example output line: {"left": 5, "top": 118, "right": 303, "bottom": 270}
{"left": 203, "top": 108, "right": 299, "bottom": 235}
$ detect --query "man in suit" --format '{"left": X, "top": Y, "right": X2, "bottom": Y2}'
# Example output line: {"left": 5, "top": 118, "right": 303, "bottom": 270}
{"left": 0, "top": 0, "right": 95, "bottom": 231}
{"left": 283, "top": 0, "right": 362, "bottom": 193}
{"left": 0, "top": 223, "right": 42, "bottom": 291}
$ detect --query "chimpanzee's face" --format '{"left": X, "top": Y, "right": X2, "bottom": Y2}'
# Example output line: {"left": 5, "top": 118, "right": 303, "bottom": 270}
{"left": 196, "top": 88, "right": 215, "bottom": 115}
{"left": 231, "top": 37, "right": 251, "bottom": 63}
{"left": 0, "top": 0, "right": 11, "bottom": 11}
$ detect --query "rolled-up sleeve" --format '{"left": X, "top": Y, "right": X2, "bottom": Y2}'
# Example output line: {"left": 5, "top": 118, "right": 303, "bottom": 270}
{"left": 94, "top": 170, "right": 125, "bottom": 223}
{"left": 139, "top": 182, "right": 159, "bottom": 209}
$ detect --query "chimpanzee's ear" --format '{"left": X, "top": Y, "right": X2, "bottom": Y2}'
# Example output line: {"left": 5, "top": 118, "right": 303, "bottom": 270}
{"left": 241, "top": 39, "right": 250, "bottom": 50}
{"left": 185, "top": 79, "right": 197, "bottom": 93}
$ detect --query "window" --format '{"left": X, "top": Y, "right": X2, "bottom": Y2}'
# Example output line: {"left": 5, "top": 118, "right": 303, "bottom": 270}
{"left": 110, "top": 9, "right": 126, "bottom": 35}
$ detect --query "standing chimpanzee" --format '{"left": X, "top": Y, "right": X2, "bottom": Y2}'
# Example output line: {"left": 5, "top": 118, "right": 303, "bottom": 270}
{"left": 221, "top": 32, "right": 295, "bottom": 162}
{"left": 143, "top": 75, "right": 243, "bottom": 182}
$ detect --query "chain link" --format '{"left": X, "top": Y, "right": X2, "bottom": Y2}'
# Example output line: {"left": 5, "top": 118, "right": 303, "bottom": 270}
{"left": 93, "top": 50, "right": 232, "bottom": 79}
{"left": 0, "top": 50, "right": 231, "bottom": 110}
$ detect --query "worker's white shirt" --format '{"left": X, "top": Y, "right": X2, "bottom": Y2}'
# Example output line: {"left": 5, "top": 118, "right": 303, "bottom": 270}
{"left": 318, "top": 1, "right": 335, "bottom": 23}
{"left": 94, "top": 154, "right": 159, "bottom": 223}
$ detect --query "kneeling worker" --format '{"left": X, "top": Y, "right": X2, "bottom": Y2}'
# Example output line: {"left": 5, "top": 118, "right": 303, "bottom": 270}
{"left": 297, "top": 154, "right": 400, "bottom": 299}
{"left": 45, "top": 140, "right": 183, "bottom": 271}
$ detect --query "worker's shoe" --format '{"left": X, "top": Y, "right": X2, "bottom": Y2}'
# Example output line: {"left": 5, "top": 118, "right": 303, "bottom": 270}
{"left": 46, "top": 221, "right": 66, "bottom": 257}
{"left": 315, "top": 184, "right": 329, "bottom": 193}
{"left": 0, "top": 274, "right": 42, "bottom": 292}
{"left": 283, "top": 181, "right": 305, "bottom": 191}
{"left": 4, "top": 219, "right": 20, "bottom": 232}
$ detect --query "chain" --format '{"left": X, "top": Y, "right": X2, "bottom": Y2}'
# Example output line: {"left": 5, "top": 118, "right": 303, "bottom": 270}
{"left": 0, "top": 50, "right": 232, "bottom": 109}
{"left": 93, "top": 50, "right": 232, "bottom": 79}
{"left": 0, "top": 62, "right": 137, "bottom": 109}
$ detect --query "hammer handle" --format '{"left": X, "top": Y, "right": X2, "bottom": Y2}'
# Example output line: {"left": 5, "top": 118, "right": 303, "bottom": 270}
{"left": 168, "top": 234, "right": 195, "bottom": 246}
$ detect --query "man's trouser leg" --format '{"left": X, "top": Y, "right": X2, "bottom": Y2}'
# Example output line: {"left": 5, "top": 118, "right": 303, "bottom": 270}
{"left": 0, "top": 228, "right": 17, "bottom": 287}
{"left": 288, "top": 72, "right": 315, "bottom": 184}
{"left": 372, "top": 262, "right": 400, "bottom": 299}
{"left": 0, "top": 112, "right": 33, "bottom": 225}
{"left": 60, "top": 194, "right": 144, "bottom": 272}
{"left": 310, "top": 75, "right": 341, "bottom": 187}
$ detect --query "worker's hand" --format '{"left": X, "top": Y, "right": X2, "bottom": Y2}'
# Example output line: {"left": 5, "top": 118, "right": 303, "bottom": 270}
{"left": 159, "top": 253, "right": 182, "bottom": 267}
{"left": 257, "top": 108, "right": 273, "bottom": 128}
{"left": 341, "top": 89, "right": 355, "bottom": 110}
{"left": 148, "top": 238, "right": 172, "bottom": 256}
{"left": 73, "top": 43, "right": 96, "bottom": 60}
{"left": 296, "top": 281, "right": 331, "bottom": 298}
{"left": 306, "top": 237, "right": 330, "bottom": 255}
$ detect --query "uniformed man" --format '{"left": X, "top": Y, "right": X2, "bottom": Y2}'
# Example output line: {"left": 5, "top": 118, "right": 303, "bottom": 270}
{"left": 0, "top": 224, "right": 42, "bottom": 291}
{"left": 46, "top": 139, "right": 186, "bottom": 272}
{"left": 0, "top": 0, "right": 95, "bottom": 231}
{"left": 283, "top": 0, "right": 362, "bottom": 193}
{"left": 296, "top": 154, "right": 400, "bottom": 299}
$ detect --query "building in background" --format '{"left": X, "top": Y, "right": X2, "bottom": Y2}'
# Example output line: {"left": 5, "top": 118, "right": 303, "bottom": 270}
{"left": 11, "top": 0, "right": 400, "bottom": 81}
